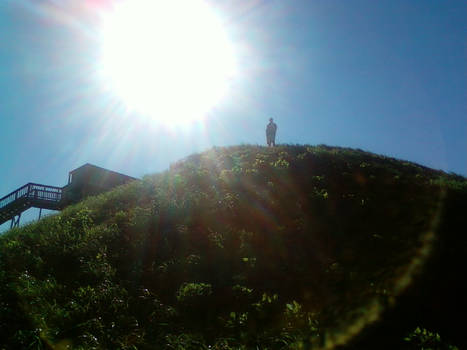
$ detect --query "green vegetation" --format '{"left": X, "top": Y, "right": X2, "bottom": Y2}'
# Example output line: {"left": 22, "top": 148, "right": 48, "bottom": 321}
{"left": 0, "top": 144, "right": 466, "bottom": 349}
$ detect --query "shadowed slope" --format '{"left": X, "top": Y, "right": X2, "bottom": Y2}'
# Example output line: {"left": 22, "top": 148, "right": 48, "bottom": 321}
{"left": 0, "top": 145, "right": 465, "bottom": 349}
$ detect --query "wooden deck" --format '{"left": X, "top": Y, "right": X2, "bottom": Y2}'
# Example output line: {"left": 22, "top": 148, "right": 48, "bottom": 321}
{"left": 0, "top": 183, "right": 63, "bottom": 227}
{"left": 0, "top": 164, "right": 136, "bottom": 229}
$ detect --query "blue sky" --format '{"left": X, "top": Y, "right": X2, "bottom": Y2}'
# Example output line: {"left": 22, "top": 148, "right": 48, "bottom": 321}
{"left": 1, "top": 0, "right": 466, "bottom": 230}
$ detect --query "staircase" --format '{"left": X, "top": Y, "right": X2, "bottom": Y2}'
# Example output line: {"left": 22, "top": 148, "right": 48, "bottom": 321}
{"left": 0, "top": 183, "right": 63, "bottom": 227}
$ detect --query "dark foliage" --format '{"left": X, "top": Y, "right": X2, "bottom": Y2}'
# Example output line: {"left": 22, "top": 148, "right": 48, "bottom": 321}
{"left": 0, "top": 145, "right": 465, "bottom": 349}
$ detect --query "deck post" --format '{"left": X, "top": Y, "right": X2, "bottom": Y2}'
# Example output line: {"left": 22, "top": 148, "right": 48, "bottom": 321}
{"left": 10, "top": 214, "right": 21, "bottom": 229}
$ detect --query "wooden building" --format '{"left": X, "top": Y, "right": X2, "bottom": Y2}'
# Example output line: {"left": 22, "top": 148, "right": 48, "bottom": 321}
{"left": 0, "top": 163, "right": 136, "bottom": 228}
{"left": 61, "top": 163, "right": 136, "bottom": 205}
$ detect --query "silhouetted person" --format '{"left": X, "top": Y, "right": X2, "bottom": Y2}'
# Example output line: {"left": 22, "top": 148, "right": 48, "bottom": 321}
{"left": 266, "top": 118, "right": 277, "bottom": 147}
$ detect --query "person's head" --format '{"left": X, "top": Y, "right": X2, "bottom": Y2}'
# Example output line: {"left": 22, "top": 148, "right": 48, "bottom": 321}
{"left": 269, "top": 118, "right": 273, "bottom": 122}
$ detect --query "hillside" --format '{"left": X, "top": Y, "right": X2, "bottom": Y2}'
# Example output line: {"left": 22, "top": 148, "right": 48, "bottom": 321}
{"left": 0, "top": 145, "right": 466, "bottom": 349}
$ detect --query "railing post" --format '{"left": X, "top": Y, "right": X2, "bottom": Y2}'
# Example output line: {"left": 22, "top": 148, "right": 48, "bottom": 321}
{"left": 10, "top": 214, "right": 21, "bottom": 229}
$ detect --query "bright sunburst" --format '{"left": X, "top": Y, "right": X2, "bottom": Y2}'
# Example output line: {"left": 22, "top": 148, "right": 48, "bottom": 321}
{"left": 99, "top": 0, "right": 237, "bottom": 125}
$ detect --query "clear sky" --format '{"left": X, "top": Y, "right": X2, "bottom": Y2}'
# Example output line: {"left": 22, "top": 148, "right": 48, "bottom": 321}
{"left": 1, "top": 0, "right": 466, "bottom": 230}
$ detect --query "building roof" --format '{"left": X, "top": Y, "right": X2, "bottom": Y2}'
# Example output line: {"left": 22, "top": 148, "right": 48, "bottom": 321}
{"left": 69, "top": 163, "right": 137, "bottom": 180}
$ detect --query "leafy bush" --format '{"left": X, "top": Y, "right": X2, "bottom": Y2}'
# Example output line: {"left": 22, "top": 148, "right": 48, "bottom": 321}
{"left": 0, "top": 144, "right": 465, "bottom": 349}
{"left": 176, "top": 282, "right": 212, "bottom": 303}
{"left": 404, "top": 327, "right": 459, "bottom": 350}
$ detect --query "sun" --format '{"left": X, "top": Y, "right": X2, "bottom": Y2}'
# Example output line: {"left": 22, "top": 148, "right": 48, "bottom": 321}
{"left": 98, "top": 0, "right": 237, "bottom": 125}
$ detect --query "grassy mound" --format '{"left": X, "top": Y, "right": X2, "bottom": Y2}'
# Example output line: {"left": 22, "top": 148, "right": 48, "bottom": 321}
{"left": 0, "top": 145, "right": 465, "bottom": 349}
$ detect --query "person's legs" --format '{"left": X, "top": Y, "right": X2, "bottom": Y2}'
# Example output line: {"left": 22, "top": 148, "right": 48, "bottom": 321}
{"left": 270, "top": 135, "right": 276, "bottom": 147}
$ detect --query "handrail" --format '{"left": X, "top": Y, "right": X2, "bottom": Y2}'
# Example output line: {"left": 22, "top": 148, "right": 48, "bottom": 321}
{"left": 0, "top": 183, "right": 63, "bottom": 210}
{"left": 0, "top": 183, "right": 30, "bottom": 209}
{"left": 28, "top": 183, "right": 62, "bottom": 191}
{"left": 27, "top": 184, "right": 62, "bottom": 203}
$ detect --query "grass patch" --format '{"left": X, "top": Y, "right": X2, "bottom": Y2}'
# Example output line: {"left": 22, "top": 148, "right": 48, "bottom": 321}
{"left": 0, "top": 144, "right": 465, "bottom": 349}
